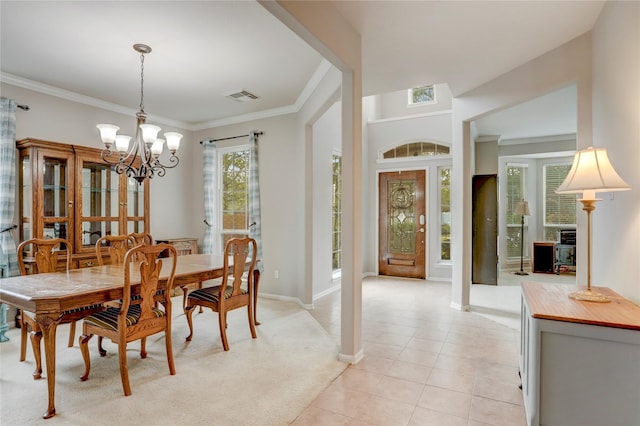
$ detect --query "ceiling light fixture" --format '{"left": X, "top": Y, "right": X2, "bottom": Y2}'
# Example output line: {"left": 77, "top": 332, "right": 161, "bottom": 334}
{"left": 97, "top": 44, "right": 182, "bottom": 184}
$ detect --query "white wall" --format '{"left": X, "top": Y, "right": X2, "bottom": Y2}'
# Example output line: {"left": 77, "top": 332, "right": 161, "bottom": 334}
{"left": 311, "top": 101, "right": 341, "bottom": 298}
{"left": 591, "top": 1, "right": 640, "bottom": 303}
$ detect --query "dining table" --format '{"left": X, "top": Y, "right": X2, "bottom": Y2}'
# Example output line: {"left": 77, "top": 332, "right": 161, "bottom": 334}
{"left": 0, "top": 253, "right": 260, "bottom": 419}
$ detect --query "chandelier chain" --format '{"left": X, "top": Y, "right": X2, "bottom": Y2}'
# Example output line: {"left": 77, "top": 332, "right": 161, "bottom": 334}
{"left": 139, "top": 51, "right": 145, "bottom": 113}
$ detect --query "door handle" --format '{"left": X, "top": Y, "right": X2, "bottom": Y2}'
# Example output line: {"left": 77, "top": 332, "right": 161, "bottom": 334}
{"left": 419, "top": 215, "right": 425, "bottom": 225}
{"left": 419, "top": 228, "right": 425, "bottom": 233}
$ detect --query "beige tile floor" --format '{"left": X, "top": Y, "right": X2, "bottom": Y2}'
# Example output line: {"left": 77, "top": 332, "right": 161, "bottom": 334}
{"left": 294, "top": 272, "right": 575, "bottom": 426}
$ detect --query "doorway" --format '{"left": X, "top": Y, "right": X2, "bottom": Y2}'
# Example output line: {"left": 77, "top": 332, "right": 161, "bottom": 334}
{"left": 378, "top": 170, "right": 426, "bottom": 278}
{"left": 472, "top": 174, "right": 498, "bottom": 285}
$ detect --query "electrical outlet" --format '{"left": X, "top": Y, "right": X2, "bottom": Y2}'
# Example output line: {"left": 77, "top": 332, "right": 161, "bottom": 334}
{"left": 274, "top": 270, "right": 279, "bottom": 279}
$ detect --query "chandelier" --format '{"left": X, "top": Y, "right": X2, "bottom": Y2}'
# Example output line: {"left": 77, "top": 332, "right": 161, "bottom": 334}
{"left": 97, "top": 44, "right": 182, "bottom": 184}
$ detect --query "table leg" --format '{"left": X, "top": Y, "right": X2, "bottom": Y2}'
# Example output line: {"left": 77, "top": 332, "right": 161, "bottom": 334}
{"left": 36, "top": 315, "right": 59, "bottom": 419}
{"left": 253, "top": 270, "right": 260, "bottom": 326}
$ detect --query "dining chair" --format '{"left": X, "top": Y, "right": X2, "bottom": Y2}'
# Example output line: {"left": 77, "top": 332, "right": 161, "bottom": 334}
{"left": 17, "top": 238, "right": 102, "bottom": 379}
{"left": 95, "top": 235, "right": 135, "bottom": 266}
{"left": 184, "top": 237, "right": 257, "bottom": 351}
{"left": 128, "top": 232, "right": 153, "bottom": 246}
{"left": 79, "top": 243, "right": 178, "bottom": 396}
{"left": 95, "top": 234, "right": 136, "bottom": 356}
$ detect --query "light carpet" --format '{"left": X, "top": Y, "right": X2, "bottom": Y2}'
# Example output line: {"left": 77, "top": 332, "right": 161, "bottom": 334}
{"left": 0, "top": 298, "right": 347, "bottom": 425}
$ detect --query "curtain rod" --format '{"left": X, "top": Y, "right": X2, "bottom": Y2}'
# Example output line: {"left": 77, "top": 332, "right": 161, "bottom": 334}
{"left": 17, "top": 103, "right": 30, "bottom": 111}
{"left": 200, "top": 131, "right": 263, "bottom": 144}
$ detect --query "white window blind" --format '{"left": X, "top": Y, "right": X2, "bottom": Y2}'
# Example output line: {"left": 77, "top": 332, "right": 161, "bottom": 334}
{"left": 544, "top": 164, "right": 576, "bottom": 241}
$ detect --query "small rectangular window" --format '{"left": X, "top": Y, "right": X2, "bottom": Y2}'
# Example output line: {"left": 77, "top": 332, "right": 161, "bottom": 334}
{"left": 408, "top": 85, "right": 436, "bottom": 105}
{"left": 332, "top": 154, "right": 342, "bottom": 274}
{"left": 439, "top": 167, "right": 451, "bottom": 261}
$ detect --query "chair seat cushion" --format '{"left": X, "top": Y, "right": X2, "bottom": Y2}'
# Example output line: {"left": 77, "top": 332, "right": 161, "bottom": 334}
{"left": 83, "top": 304, "right": 164, "bottom": 332}
{"left": 188, "top": 285, "right": 247, "bottom": 304}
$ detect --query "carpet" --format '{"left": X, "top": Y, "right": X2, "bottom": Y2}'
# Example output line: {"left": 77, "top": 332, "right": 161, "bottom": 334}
{"left": 0, "top": 298, "right": 347, "bottom": 425}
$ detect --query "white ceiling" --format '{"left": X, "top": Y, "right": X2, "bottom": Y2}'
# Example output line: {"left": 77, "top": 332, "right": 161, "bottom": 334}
{"left": 1, "top": 1, "right": 604, "bottom": 137}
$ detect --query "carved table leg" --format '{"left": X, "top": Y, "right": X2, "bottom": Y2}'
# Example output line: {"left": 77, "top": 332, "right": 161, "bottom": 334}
{"left": 36, "top": 315, "right": 59, "bottom": 419}
{"left": 253, "top": 270, "right": 260, "bottom": 326}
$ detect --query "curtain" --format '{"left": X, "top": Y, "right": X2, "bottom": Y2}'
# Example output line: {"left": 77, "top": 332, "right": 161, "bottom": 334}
{"left": 202, "top": 140, "right": 221, "bottom": 256}
{"left": 0, "top": 97, "right": 18, "bottom": 278}
{"left": 248, "top": 131, "right": 263, "bottom": 272}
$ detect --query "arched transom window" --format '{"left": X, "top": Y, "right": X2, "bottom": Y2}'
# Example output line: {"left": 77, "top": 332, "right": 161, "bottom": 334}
{"left": 382, "top": 142, "right": 450, "bottom": 159}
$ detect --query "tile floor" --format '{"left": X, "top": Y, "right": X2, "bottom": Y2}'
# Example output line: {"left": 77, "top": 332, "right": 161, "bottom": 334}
{"left": 294, "top": 272, "right": 575, "bottom": 426}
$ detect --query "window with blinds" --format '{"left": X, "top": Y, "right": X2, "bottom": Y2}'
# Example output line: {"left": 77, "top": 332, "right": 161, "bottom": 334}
{"left": 544, "top": 163, "right": 576, "bottom": 241}
{"left": 506, "top": 164, "right": 528, "bottom": 258}
{"left": 220, "top": 147, "right": 250, "bottom": 246}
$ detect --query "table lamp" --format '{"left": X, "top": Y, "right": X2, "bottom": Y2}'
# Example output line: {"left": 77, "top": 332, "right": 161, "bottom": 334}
{"left": 556, "top": 146, "right": 630, "bottom": 302}
{"left": 514, "top": 200, "right": 530, "bottom": 276}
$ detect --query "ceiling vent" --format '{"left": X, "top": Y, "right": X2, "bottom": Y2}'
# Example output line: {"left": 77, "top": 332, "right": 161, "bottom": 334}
{"left": 225, "top": 89, "right": 259, "bottom": 102}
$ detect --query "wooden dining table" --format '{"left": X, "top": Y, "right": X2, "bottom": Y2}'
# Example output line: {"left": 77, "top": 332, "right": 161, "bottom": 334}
{"left": 0, "top": 253, "right": 260, "bottom": 419}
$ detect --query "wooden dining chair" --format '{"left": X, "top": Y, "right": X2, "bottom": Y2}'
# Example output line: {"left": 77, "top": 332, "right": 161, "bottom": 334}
{"left": 79, "top": 243, "right": 178, "bottom": 396}
{"left": 95, "top": 235, "right": 135, "bottom": 266}
{"left": 184, "top": 237, "right": 257, "bottom": 351}
{"left": 128, "top": 232, "right": 153, "bottom": 246}
{"left": 95, "top": 234, "right": 136, "bottom": 356}
{"left": 16, "top": 238, "right": 90, "bottom": 379}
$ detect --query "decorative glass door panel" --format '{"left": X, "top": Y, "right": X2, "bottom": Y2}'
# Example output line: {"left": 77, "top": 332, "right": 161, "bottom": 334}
{"left": 79, "top": 159, "right": 119, "bottom": 250}
{"left": 127, "top": 220, "right": 146, "bottom": 234}
{"left": 81, "top": 221, "right": 119, "bottom": 246}
{"left": 39, "top": 150, "right": 74, "bottom": 242}
{"left": 124, "top": 177, "right": 148, "bottom": 236}
{"left": 379, "top": 170, "right": 426, "bottom": 278}
{"left": 21, "top": 154, "right": 32, "bottom": 241}
{"left": 126, "top": 178, "right": 145, "bottom": 217}
{"left": 388, "top": 180, "right": 417, "bottom": 255}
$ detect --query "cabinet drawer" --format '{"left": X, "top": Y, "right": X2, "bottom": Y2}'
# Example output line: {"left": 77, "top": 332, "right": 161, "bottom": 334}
{"left": 77, "top": 258, "right": 100, "bottom": 268}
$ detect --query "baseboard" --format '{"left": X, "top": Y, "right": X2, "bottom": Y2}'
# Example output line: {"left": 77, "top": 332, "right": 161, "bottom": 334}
{"left": 338, "top": 348, "right": 364, "bottom": 364}
{"left": 450, "top": 301, "right": 470, "bottom": 311}
{"left": 313, "top": 284, "right": 341, "bottom": 302}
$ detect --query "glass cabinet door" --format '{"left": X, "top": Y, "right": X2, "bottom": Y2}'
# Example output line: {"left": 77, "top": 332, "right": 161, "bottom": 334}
{"left": 39, "top": 150, "right": 74, "bottom": 242}
{"left": 125, "top": 177, "right": 148, "bottom": 234}
{"left": 20, "top": 153, "right": 33, "bottom": 242}
{"left": 78, "top": 158, "right": 120, "bottom": 251}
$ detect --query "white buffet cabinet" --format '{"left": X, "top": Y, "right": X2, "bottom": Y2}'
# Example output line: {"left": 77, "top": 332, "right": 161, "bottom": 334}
{"left": 520, "top": 282, "right": 640, "bottom": 426}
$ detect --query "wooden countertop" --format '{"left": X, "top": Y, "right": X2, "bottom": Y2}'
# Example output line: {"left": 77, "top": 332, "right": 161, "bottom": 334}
{"left": 521, "top": 281, "right": 640, "bottom": 331}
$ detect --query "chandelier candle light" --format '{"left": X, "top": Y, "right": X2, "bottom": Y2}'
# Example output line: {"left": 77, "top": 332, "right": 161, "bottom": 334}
{"left": 97, "top": 44, "right": 182, "bottom": 184}
{"left": 555, "top": 146, "right": 630, "bottom": 302}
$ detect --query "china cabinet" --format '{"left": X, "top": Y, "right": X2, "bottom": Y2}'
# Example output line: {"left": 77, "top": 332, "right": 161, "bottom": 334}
{"left": 17, "top": 139, "right": 149, "bottom": 268}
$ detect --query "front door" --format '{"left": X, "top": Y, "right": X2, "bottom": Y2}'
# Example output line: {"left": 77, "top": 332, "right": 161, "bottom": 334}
{"left": 378, "top": 170, "right": 426, "bottom": 278}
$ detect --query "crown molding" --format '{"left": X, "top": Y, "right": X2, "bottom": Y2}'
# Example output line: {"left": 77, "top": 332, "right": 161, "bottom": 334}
{"left": 2, "top": 58, "right": 334, "bottom": 132}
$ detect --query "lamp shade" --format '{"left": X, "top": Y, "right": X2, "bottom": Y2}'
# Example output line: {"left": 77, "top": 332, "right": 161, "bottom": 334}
{"left": 514, "top": 200, "right": 530, "bottom": 216}
{"left": 556, "top": 146, "right": 630, "bottom": 199}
